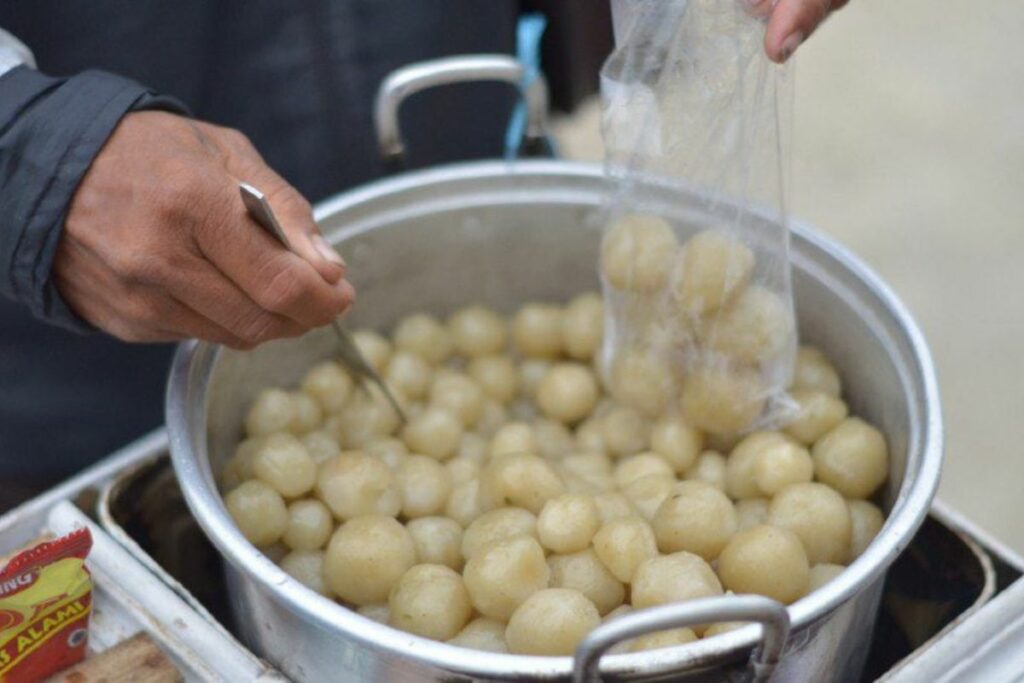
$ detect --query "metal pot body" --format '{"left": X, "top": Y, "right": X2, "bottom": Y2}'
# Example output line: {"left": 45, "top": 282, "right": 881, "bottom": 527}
{"left": 168, "top": 160, "right": 942, "bottom": 682}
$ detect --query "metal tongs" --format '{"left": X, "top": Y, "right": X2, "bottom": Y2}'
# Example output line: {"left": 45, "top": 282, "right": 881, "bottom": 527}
{"left": 239, "top": 182, "right": 407, "bottom": 423}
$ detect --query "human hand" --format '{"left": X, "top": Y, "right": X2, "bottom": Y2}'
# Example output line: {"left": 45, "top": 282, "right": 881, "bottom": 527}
{"left": 54, "top": 111, "right": 354, "bottom": 349}
{"left": 747, "top": 0, "right": 850, "bottom": 63}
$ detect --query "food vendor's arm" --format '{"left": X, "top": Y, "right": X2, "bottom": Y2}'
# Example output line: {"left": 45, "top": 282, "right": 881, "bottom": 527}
{"left": 0, "top": 28, "right": 353, "bottom": 347}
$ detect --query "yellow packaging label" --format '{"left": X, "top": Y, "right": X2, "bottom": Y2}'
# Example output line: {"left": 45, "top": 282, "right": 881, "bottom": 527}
{"left": 0, "top": 529, "right": 93, "bottom": 683}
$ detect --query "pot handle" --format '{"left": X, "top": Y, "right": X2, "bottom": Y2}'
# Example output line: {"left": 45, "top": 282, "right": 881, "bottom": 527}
{"left": 373, "top": 54, "right": 550, "bottom": 169}
{"left": 571, "top": 594, "right": 791, "bottom": 683}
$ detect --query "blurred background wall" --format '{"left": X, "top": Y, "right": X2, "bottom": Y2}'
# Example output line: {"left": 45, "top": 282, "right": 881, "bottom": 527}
{"left": 551, "top": 0, "right": 1024, "bottom": 549}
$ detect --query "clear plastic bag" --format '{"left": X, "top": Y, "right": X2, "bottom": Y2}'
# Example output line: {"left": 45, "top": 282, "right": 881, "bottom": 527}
{"left": 598, "top": 0, "right": 796, "bottom": 436}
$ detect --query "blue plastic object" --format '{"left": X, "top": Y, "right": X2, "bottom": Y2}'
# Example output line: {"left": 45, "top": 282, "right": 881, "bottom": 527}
{"left": 504, "top": 13, "right": 556, "bottom": 159}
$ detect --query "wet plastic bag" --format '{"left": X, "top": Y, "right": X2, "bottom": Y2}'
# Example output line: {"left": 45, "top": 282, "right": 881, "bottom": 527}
{"left": 598, "top": 0, "right": 796, "bottom": 436}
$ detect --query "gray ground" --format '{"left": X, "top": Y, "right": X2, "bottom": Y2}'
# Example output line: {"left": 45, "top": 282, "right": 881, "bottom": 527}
{"left": 551, "top": 0, "right": 1024, "bottom": 550}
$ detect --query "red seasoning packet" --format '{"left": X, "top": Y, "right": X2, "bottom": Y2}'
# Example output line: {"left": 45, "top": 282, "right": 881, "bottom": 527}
{"left": 0, "top": 529, "right": 93, "bottom": 683}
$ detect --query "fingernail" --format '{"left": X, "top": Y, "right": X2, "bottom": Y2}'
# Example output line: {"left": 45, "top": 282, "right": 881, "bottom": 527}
{"left": 741, "top": 0, "right": 770, "bottom": 18}
{"left": 339, "top": 279, "right": 356, "bottom": 312}
{"left": 741, "top": 0, "right": 765, "bottom": 17}
{"left": 314, "top": 235, "right": 346, "bottom": 267}
{"left": 780, "top": 32, "right": 804, "bottom": 62}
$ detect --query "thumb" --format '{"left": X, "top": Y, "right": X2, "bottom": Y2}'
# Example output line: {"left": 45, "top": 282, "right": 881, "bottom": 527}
{"left": 764, "top": 0, "right": 832, "bottom": 63}
{"left": 259, "top": 180, "right": 347, "bottom": 286}
{"left": 206, "top": 123, "right": 347, "bottom": 284}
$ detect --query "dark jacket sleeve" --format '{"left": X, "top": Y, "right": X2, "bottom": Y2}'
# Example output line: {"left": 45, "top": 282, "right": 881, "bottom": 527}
{"left": 0, "top": 65, "right": 187, "bottom": 331}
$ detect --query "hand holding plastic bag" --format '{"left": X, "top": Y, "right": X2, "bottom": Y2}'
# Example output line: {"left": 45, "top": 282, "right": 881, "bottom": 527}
{"left": 598, "top": 0, "right": 796, "bottom": 437}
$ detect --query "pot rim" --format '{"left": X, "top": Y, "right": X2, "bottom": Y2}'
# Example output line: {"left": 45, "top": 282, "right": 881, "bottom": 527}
{"left": 168, "top": 159, "right": 943, "bottom": 678}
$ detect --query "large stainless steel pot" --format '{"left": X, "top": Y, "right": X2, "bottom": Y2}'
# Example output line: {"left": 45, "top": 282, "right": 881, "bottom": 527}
{"left": 168, "top": 57, "right": 942, "bottom": 682}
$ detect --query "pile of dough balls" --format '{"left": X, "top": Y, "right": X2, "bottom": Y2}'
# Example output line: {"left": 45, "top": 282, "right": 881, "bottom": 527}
{"left": 601, "top": 217, "right": 797, "bottom": 435}
{"left": 222, "top": 295, "right": 888, "bottom": 656}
